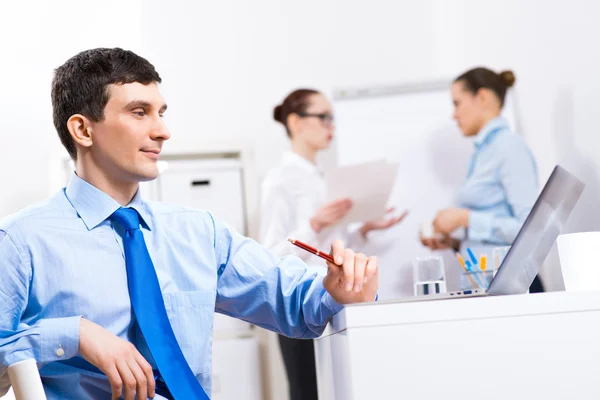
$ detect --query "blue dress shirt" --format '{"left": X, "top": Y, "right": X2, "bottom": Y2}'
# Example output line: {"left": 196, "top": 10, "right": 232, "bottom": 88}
{"left": 0, "top": 173, "right": 343, "bottom": 399}
{"left": 456, "top": 116, "right": 538, "bottom": 249}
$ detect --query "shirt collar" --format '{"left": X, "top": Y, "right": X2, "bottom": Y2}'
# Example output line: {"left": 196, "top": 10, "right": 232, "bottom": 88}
{"left": 282, "top": 151, "right": 321, "bottom": 175}
{"left": 473, "top": 116, "right": 509, "bottom": 149}
{"left": 65, "top": 172, "right": 153, "bottom": 231}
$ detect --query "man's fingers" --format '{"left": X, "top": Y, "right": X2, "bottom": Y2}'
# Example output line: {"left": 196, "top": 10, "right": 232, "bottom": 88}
{"left": 107, "top": 365, "right": 123, "bottom": 400}
{"left": 133, "top": 352, "right": 155, "bottom": 399}
{"left": 116, "top": 360, "right": 137, "bottom": 400}
{"left": 342, "top": 248, "right": 355, "bottom": 291}
{"left": 127, "top": 358, "right": 148, "bottom": 400}
{"left": 353, "top": 253, "right": 368, "bottom": 292}
{"left": 330, "top": 240, "right": 345, "bottom": 265}
{"left": 364, "top": 256, "right": 378, "bottom": 284}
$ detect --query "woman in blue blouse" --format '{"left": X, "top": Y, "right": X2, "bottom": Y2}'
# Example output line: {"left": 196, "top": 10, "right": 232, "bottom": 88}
{"left": 422, "top": 67, "right": 543, "bottom": 290}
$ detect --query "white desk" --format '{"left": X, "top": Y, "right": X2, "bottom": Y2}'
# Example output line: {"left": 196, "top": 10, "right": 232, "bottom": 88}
{"left": 315, "top": 291, "right": 600, "bottom": 400}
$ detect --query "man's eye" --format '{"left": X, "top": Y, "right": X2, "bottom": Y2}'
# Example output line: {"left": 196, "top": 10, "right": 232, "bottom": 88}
{"left": 133, "top": 110, "right": 145, "bottom": 117}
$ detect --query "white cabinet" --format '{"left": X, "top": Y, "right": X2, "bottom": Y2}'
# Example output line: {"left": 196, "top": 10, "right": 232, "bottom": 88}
{"left": 154, "top": 158, "right": 246, "bottom": 234}
{"left": 212, "top": 337, "right": 262, "bottom": 400}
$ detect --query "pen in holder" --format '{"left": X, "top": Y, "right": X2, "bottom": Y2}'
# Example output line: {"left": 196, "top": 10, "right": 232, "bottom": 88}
{"left": 458, "top": 249, "right": 493, "bottom": 290}
{"left": 460, "top": 269, "right": 493, "bottom": 290}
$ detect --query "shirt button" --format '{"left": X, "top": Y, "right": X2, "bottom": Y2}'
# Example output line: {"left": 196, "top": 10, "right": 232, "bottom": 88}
{"left": 56, "top": 347, "right": 65, "bottom": 357}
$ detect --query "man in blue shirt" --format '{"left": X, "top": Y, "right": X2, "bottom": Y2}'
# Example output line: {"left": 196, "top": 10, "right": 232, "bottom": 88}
{"left": 0, "top": 48, "right": 379, "bottom": 400}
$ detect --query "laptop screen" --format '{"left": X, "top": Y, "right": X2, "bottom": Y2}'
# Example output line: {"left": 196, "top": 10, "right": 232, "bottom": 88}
{"left": 487, "top": 165, "right": 585, "bottom": 295}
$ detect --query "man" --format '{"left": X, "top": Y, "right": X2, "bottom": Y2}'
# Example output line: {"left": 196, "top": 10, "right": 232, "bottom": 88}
{"left": 0, "top": 48, "right": 378, "bottom": 400}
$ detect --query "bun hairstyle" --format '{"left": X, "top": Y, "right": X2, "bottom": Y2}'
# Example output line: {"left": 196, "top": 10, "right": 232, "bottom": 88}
{"left": 498, "top": 70, "right": 516, "bottom": 88}
{"left": 454, "top": 67, "right": 516, "bottom": 107}
{"left": 273, "top": 89, "right": 320, "bottom": 137}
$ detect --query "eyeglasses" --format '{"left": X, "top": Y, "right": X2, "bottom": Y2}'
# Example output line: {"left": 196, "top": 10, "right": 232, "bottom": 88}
{"left": 297, "top": 112, "right": 335, "bottom": 125}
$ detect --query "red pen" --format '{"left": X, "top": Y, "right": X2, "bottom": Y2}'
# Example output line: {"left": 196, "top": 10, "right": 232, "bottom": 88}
{"left": 287, "top": 238, "right": 335, "bottom": 264}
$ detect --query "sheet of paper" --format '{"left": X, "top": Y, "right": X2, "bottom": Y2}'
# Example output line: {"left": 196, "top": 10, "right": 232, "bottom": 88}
{"left": 325, "top": 160, "right": 398, "bottom": 224}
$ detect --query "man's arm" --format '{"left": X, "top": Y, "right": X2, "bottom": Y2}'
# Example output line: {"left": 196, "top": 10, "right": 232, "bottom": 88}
{"left": 0, "top": 231, "right": 155, "bottom": 400}
{"left": 0, "top": 231, "right": 81, "bottom": 372}
{"left": 212, "top": 215, "right": 378, "bottom": 339}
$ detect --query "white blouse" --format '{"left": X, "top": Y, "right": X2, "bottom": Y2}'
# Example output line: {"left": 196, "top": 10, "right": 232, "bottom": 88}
{"left": 259, "top": 151, "right": 364, "bottom": 265}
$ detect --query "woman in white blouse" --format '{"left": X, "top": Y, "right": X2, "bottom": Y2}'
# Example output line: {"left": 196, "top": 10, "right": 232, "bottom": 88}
{"left": 260, "top": 89, "right": 405, "bottom": 400}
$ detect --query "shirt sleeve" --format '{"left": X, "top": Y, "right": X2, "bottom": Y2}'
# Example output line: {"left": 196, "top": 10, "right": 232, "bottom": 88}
{"left": 259, "top": 181, "right": 319, "bottom": 262}
{"left": 214, "top": 216, "right": 343, "bottom": 339}
{"left": 0, "top": 231, "right": 81, "bottom": 378}
{"left": 468, "top": 143, "right": 538, "bottom": 244}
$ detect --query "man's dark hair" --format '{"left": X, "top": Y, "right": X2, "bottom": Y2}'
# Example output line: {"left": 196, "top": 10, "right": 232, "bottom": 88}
{"left": 51, "top": 48, "right": 162, "bottom": 160}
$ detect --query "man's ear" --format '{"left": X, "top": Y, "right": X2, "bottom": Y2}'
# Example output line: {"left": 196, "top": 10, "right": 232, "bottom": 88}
{"left": 66, "top": 114, "right": 94, "bottom": 149}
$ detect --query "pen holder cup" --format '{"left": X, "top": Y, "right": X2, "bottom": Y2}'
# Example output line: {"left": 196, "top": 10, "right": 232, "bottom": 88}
{"left": 460, "top": 270, "right": 494, "bottom": 291}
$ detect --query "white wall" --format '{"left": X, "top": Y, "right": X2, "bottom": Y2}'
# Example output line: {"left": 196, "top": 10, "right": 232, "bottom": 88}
{"left": 0, "top": 0, "right": 145, "bottom": 216}
{"left": 2, "top": 1, "right": 600, "bottom": 399}
{"left": 4, "top": 0, "right": 599, "bottom": 239}
{"left": 140, "top": 0, "right": 600, "bottom": 290}
{"left": 432, "top": 0, "right": 600, "bottom": 290}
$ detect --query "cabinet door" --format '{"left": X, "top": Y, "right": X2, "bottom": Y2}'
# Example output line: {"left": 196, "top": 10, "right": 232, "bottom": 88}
{"left": 212, "top": 337, "right": 262, "bottom": 400}
{"left": 156, "top": 159, "right": 246, "bottom": 234}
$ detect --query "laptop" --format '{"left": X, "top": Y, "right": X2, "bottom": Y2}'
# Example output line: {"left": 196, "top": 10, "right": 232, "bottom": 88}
{"left": 386, "top": 165, "right": 585, "bottom": 303}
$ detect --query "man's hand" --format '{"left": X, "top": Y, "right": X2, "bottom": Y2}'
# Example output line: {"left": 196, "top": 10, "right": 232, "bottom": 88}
{"left": 322, "top": 240, "right": 378, "bottom": 304}
{"left": 79, "top": 318, "right": 155, "bottom": 400}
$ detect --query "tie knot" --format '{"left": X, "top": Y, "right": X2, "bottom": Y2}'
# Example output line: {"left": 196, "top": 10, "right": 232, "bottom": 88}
{"left": 110, "top": 207, "right": 141, "bottom": 231}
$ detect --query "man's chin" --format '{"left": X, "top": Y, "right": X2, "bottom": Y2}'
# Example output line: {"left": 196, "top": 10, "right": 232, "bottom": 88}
{"left": 137, "top": 173, "right": 159, "bottom": 182}
{"left": 134, "top": 167, "right": 160, "bottom": 183}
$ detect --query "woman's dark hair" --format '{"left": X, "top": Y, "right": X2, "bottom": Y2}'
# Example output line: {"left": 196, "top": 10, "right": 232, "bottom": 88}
{"left": 454, "top": 67, "right": 515, "bottom": 107}
{"left": 52, "top": 48, "right": 162, "bottom": 160}
{"left": 273, "top": 89, "right": 320, "bottom": 136}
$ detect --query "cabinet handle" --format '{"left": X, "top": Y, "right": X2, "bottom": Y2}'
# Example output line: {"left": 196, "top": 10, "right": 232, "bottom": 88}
{"left": 191, "top": 180, "right": 211, "bottom": 186}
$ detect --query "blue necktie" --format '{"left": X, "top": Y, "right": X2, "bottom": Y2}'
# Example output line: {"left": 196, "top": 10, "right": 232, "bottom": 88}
{"left": 110, "top": 207, "right": 209, "bottom": 400}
